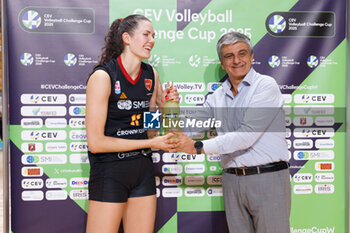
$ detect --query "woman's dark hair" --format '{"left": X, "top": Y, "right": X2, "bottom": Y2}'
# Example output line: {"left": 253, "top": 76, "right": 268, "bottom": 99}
{"left": 97, "top": 14, "right": 151, "bottom": 65}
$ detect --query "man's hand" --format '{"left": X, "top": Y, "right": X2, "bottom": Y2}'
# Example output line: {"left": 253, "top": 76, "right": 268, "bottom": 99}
{"left": 168, "top": 131, "right": 197, "bottom": 154}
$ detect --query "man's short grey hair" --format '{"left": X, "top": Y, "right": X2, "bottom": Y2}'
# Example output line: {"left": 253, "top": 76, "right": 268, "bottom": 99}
{"left": 216, "top": 32, "right": 253, "bottom": 61}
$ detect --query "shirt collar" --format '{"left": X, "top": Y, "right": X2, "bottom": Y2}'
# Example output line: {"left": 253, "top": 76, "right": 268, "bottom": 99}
{"left": 222, "top": 68, "right": 257, "bottom": 93}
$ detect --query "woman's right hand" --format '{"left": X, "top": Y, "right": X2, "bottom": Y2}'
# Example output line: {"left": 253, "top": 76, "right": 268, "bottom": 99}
{"left": 150, "top": 133, "right": 177, "bottom": 152}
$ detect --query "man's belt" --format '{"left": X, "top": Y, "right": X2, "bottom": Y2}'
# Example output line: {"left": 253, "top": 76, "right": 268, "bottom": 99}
{"left": 223, "top": 161, "right": 290, "bottom": 176}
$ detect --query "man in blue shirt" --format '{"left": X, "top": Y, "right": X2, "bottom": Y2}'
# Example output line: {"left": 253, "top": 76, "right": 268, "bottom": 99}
{"left": 170, "top": 32, "right": 291, "bottom": 233}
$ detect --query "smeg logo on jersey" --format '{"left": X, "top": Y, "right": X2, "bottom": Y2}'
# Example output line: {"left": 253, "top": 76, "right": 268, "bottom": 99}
{"left": 117, "top": 100, "right": 150, "bottom": 110}
{"left": 117, "top": 100, "right": 132, "bottom": 110}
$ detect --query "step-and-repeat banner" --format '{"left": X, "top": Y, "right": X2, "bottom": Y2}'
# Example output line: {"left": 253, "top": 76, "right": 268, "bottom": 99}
{"left": 5, "top": 0, "right": 347, "bottom": 232}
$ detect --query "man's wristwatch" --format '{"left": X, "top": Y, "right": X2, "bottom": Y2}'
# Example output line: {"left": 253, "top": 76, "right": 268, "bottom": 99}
{"left": 194, "top": 141, "right": 203, "bottom": 154}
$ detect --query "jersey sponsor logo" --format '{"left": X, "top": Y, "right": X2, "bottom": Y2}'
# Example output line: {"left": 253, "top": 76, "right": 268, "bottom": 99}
{"left": 117, "top": 100, "right": 149, "bottom": 110}
{"left": 130, "top": 114, "right": 141, "bottom": 126}
{"left": 115, "top": 81, "right": 121, "bottom": 94}
{"left": 116, "top": 128, "right": 146, "bottom": 136}
{"left": 120, "top": 92, "right": 127, "bottom": 99}
{"left": 145, "top": 79, "right": 152, "bottom": 91}
{"left": 117, "top": 100, "right": 132, "bottom": 110}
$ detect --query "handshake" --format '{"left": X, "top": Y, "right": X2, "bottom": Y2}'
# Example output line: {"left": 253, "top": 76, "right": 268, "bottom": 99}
{"left": 152, "top": 131, "right": 202, "bottom": 154}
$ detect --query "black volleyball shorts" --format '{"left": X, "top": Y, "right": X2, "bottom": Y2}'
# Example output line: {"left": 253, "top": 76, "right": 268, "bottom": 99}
{"left": 88, "top": 156, "right": 156, "bottom": 202}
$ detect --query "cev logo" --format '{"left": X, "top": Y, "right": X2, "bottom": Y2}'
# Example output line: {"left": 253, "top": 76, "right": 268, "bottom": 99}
{"left": 302, "top": 129, "right": 311, "bottom": 137}
{"left": 301, "top": 94, "right": 310, "bottom": 103}
{"left": 30, "top": 131, "right": 40, "bottom": 140}
{"left": 30, "top": 95, "right": 40, "bottom": 104}
{"left": 69, "top": 118, "right": 86, "bottom": 128}
{"left": 207, "top": 154, "right": 221, "bottom": 162}
{"left": 171, "top": 153, "right": 180, "bottom": 162}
